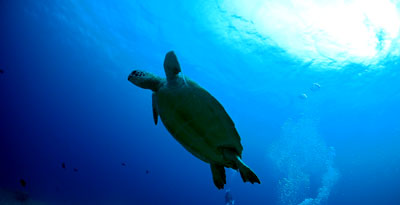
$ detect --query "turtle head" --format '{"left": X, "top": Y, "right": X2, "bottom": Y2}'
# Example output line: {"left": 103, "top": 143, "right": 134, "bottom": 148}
{"left": 164, "top": 51, "right": 181, "bottom": 82}
{"left": 128, "top": 70, "right": 163, "bottom": 92}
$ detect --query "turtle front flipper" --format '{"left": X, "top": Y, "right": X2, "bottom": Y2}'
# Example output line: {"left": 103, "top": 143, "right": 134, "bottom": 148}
{"left": 152, "top": 93, "right": 159, "bottom": 125}
{"left": 210, "top": 164, "right": 226, "bottom": 189}
{"left": 163, "top": 51, "right": 181, "bottom": 82}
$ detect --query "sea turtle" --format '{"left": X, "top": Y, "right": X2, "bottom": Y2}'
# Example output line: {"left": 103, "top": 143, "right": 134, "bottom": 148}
{"left": 128, "top": 51, "right": 260, "bottom": 189}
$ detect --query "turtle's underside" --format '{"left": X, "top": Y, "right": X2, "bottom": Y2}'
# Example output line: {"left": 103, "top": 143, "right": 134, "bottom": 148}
{"left": 128, "top": 51, "right": 260, "bottom": 189}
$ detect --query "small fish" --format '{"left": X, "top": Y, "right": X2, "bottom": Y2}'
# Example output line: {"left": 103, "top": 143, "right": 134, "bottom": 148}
{"left": 145, "top": 170, "right": 150, "bottom": 174}
{"left": 310, "top": 83, "right": 321, "bottom": 91}
{"left": 0, "top": 69, "right": 4, "bottom": 74}
{"left": 299, "top": 93, "right": 308, "bottom": 99}
{"left": 121, "top": 162, "right": 126, "bottom": 166}
{"left": 20, "top": 179, "right": 26, "bottom": 187}
{"left": 61, "top": 162, "right": 66, "bottom": 169}
{"left": 73, "top": 168, "right": 78, "bottom": 172}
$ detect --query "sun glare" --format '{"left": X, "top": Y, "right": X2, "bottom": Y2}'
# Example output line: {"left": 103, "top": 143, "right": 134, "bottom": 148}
{"left": 218, "top": 0, "right": 400, "bottom": 68}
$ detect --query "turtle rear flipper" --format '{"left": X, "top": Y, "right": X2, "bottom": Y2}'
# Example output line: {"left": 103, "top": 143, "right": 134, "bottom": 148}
{"left": 210, "top": 164, "right": 226, "bottom": 189}
{"left": 222, "top": 149, "right": 260, "bottom": 184}
{"left": 237, "top": 160, "right": 260, "bottom": 184}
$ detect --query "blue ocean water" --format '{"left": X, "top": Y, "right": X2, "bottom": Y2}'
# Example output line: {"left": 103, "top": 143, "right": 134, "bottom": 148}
{"left": 1, "top": 0, "right": 400, "bottom": 204}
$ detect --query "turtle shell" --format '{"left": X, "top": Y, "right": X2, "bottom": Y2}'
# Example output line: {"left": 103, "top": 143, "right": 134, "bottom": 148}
{"left": 155, "top": 77, "right": 243, "bottom": 165}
